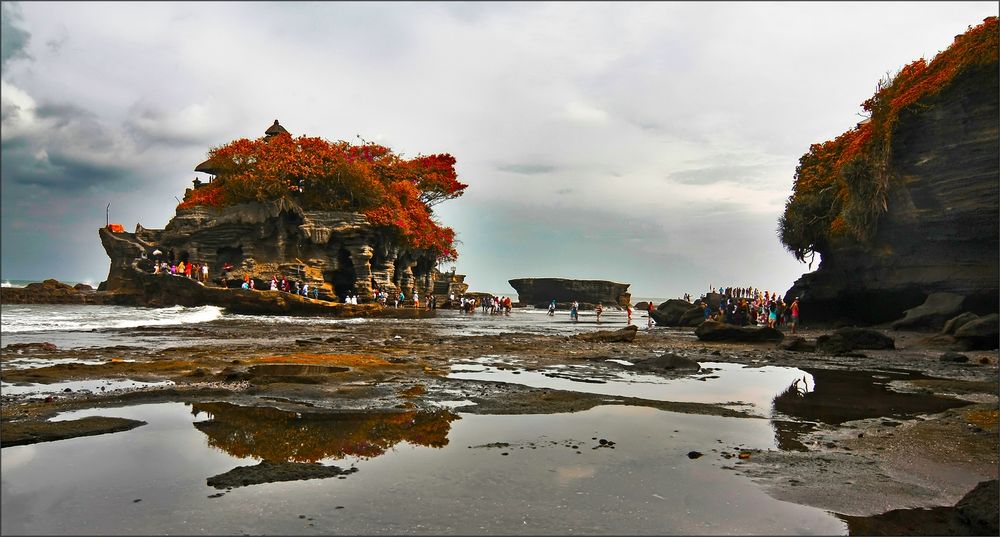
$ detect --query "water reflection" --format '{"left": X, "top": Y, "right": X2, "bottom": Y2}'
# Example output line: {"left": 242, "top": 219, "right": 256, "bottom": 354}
{"left": 191, "top": 402, "right": 460, "bottom": 462}
{"left": 768, "top": 368, "right": 969, "bottom": 450}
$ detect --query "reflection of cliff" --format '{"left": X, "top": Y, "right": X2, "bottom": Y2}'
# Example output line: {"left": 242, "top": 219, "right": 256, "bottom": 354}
{"left": 769, "top": 368, "right": 968, "bottom": 449}
{"left": 192, "top": 402, "right": 459, "bottom": 462}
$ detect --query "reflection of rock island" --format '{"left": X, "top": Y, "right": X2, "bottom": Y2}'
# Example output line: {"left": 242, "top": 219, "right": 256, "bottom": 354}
{"left": 192, "top": 401, "right": 460, "bottom": 462}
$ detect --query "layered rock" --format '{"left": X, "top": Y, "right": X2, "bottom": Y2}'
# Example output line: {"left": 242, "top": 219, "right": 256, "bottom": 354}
{"left": 508, "top": 278, "right": 631, "bottom": 308}
{"left": 786, "top": 62, "right": 999, "bottom": 324}
{"left": 97, "top": 198, "right": 463, "bottom": 312}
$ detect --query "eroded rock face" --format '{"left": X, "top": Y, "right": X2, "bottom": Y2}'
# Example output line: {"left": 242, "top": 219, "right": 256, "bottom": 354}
{"left": 508, "top": 278, "right": 631, "bottom": 308}
{"left": 787, "top": 63, "right": 999, "bottom": 324}
{"left": 98, "top": 200, "right": 466, "bottom": 306}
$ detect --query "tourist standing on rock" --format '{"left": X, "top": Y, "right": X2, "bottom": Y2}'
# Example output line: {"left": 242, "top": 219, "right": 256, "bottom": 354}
{"left": 790, "top": 298, "right": 800, "bottom": 334}
{"left": 768, "top": 300, "right": 778, "bottom": 328}
{"left": 414, "top": 292, "right": 420, "bottom": 308}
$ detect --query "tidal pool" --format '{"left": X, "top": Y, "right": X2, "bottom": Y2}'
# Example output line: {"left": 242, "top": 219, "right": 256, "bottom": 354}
{"left": 449, "top": 359, "right": 814, "bottom": 417}
{"left": 1, "top": 402, "right": 849, "bottom": 535}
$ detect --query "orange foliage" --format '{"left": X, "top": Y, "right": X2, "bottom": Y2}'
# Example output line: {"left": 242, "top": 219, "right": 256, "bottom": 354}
{"left": 782, "top": 17, "right": 997, "bottom": 253}
{"left": 178, "top": 132, "right": 467, "bottom": 260}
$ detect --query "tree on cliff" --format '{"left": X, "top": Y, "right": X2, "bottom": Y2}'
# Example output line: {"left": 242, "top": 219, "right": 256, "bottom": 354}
{"left": 178, "top": 133, "right": 468, "bottom": 261}
{"left": 779, "top": 16, "right": 998, "bottom": 263}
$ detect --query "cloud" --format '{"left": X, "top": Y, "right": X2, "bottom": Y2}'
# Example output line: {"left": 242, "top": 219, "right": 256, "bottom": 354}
{"left": 1, "top": 81, "right": 141, "bottom": 191}
{"left": 668, "top": 163, "right": 775, "bottom": 185}
{"left": 496, "top": 162, "right": 559, "bottom": 175}
{"left": 1, "top": 2, "right": 31, "bottom": 69}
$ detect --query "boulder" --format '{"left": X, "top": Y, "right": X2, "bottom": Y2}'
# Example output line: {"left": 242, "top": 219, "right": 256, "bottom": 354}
{"left": 778, "top": 336, "right": 816, "bottom": 352}
{"left": 649, "top": 299, "right": 694, "bottom": 326}
{"left": 573, "top": 325, "right": 638, "bottom": 343}
{"left": 955, "top": 480, "right": 999, "bottom": 536}
{"left": 816, "top": 328, "right": 895, "bottom": 355}
{"left": 953, "top": 313, "right": 999, "bottom": 350}
{"left": 938, "top": 352, "right": 970, "bottom": 363}
{"left": 941, "top": 312, "right": 980, "bottom": 335}
{"left": 631, "top": 352, "right": 700, "bottom": 372}
{"left": 694, "top": 321, "right": 784, "bottom": 342}
{"left": 890, "top": 292, "right": 966, "bottom": 331}
{"left": 678, "top": 306, "right": 707, "bottom": 327}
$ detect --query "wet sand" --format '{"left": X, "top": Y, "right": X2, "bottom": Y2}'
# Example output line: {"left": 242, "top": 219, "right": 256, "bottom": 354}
{"left": 1, "top": 315, "right": 997, "bottom": 533}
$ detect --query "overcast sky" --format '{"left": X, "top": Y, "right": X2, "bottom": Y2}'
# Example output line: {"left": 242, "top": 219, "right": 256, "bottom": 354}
{"left": 2, "top": 1, "right": 997, "bottom": 298}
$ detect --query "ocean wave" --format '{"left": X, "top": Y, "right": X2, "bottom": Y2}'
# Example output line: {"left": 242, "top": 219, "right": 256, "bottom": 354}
{"left": 1, "top": 305, "right": 225, "bottom": 333}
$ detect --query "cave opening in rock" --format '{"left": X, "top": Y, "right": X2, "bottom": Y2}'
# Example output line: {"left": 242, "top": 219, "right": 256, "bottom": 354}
{"left": 329, "top": 248, "right": 356, "bottom": 300}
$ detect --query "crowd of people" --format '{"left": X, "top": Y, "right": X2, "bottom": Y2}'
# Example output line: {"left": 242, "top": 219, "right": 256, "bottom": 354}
{"left": 152, "top": 259, "right": 209, "bottom": 283}
{"left": 703, "top": 285, "right": 800, "bottom": 334}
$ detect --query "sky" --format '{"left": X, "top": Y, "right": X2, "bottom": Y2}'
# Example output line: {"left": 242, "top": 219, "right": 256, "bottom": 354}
{"left": 2, "top": 1, "right": 997, "bottom": 299}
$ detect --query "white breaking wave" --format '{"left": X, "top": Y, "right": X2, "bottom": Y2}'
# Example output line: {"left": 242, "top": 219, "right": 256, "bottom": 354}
{"left": 1, "top": 305, "right": 225, "bottom": 333}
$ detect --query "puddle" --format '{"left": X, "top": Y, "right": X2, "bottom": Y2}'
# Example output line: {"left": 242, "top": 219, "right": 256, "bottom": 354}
{"left": 0, "top": 378, "right": 174, "bottom": 397}
{"left": 774, "top": 367, "right": 971, "bottom": 425}
{"left": 0, "top": 402, "right": 848, "bottom": 535}
{"left": 449, "top": 360, "right": 814, "bottom": 416}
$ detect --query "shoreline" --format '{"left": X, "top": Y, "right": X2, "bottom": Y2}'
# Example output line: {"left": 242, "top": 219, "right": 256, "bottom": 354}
{"left": 1, "top": 303, "right": 996, "bottom": 533}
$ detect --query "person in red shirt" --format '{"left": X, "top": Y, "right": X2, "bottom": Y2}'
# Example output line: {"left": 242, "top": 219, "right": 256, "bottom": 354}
{"left": 790, "top": 298, "right": 800, "bottom": 334}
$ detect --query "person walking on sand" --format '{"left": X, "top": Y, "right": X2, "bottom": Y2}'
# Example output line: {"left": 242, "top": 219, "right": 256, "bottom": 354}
{"left": 570, "top": 300, "right": 579, "bottom": 322}
{"left": 790, "top": 297, "right": 800, "bottom": 334}
{"left": 595, "top": 303, "right": 604, "bottom": 323}
{"left": 548, "top": 299, "right": 557, "bottom": 316}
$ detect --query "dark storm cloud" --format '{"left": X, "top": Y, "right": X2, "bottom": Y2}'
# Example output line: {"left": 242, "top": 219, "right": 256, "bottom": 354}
{"left": 2, "top": 98, "right": 137, "bottom": 190}
{"left": 496, "top": 163, "right": 559, "bottom": 175}
{"left": 1, "top": 142, "right": 131, "bottom": 189}
{"left": 1, "top": 2, "right": 31, "bottom": 69}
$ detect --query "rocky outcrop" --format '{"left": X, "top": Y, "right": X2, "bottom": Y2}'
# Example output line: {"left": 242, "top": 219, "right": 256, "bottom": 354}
{"left": 694, "top": 321, "right": 784, "bottom": 342}
{"left": 572, "top": 325, "right": 638, "bottom": 343}
{"left": 97, "top": 199, "right": 464, "bottom": 309}
{"left": 953, "top": 314, "right": 999, "bottom": 350}
{"left": 786, "top": 62, "right": 999, "bottom": 324}
{"left": 1, "top": 279, "right": 102, "bottom": 304}
{"left": 649, "top": 299, "right": 695, "bottom": 326}
{"left": 631, "top": 353, "right": 700, "bottom": 372}
{"left": 815, "top": 328, "right": 895, "bottom": 355}
{"left": 890, "top": 292, "right": 967, "bottom": 331}
{"left": 508, "top": 278, "right": 630, "bottom": 308}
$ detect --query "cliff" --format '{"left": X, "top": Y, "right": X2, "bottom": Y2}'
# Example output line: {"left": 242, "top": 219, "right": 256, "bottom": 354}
{"left": 784, "top": 22, "right": 999, "bottom": 325}
{"left": 97, "top": 198, "right": 463, "bottom": 313}
{"left": 508, "top": 278, "right": 631, "bottom": 308}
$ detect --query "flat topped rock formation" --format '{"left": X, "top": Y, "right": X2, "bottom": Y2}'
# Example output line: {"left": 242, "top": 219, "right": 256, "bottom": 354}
{"left": 508, "top": 277, "right": 631, "bottom": 308}
{"left": 787, "top": 59, "right": 999, "bottom": 324}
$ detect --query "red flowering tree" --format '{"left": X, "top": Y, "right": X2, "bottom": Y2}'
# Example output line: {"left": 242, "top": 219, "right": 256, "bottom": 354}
{"left": 779, "top": 16, "right": 998, "bottom": 262}
{"left": 178, "top": 133, "right": 467, "bottom": 261}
